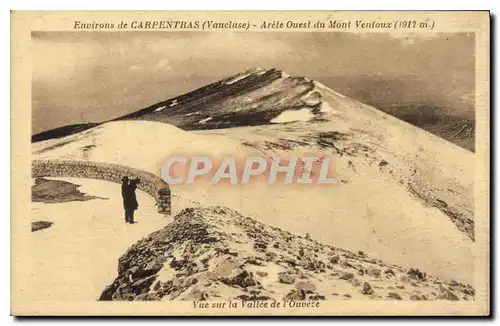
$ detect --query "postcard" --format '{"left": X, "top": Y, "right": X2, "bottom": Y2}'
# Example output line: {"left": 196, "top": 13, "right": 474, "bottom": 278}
{"left": 11, "top": 10, "right": 490, "bottom": 316}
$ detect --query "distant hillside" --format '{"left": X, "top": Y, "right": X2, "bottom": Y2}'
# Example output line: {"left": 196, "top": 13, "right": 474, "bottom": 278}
{"left": 32, "top": 123, "right": 100, "bottom": 143}
{"left": 315, "top": 76, "right": 475, "bottom": 152}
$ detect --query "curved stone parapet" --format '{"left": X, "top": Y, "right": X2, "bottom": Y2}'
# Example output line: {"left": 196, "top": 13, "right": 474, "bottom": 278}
{"left": 32, "top": 159, "right": 171, "bottom": 214}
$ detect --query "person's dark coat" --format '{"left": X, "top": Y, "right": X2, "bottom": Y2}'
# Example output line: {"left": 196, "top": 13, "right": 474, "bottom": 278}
{"left": 126, "top": 181, "right": 139, "bottom": 210}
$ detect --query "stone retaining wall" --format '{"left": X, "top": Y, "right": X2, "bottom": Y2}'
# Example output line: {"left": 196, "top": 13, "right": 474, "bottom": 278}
{"left": 32, "top": 159, "right": 171, "bottom": 214}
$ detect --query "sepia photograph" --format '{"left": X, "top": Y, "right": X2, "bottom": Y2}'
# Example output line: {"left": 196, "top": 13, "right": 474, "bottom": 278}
{"left": 10, "top": 11, "right": 490, "bottom": 316}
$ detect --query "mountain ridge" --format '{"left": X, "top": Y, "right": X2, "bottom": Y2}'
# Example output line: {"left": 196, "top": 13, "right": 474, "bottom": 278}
{"left": 32, "top": 68, "right": 475, "bottom": 153}
{"left": 114, "top": 67, "right": 326, "bottom": 130}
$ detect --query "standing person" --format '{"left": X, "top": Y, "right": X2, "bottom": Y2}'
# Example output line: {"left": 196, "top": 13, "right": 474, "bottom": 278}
{"left": 126, "top": 178, "right": 140, "bottom": 224}
{"left": 121, "top": 176, "right": 130, "bottom": 223}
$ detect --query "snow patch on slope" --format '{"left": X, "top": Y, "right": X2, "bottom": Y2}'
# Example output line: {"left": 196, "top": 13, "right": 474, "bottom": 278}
{"left": 225, "top": 68, "right": 268, "bottom": 85}
{"left": 154, "top": 106, "right": 167, "bottom": 112}
{"left": 302, "top": 90, "right": 322, "bottom": 106}
{"left": 320, "top": 102, "right": 340, "bottom": 114}
{"left": 199, "top": 117, "right": 213, "bottom": 124}
{"left": 281, "top": 71, "right": 291, "bottom": 78}
{"left": 271, "top": 108, "right": 314, "bottom": 123}
{"left": 225, "top": 73, "right": 252, "bottom": 85}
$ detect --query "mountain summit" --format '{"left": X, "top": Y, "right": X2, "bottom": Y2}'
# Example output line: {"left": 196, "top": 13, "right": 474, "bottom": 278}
{"left": 116, "top": 68, "right": 341, "bottom": 129}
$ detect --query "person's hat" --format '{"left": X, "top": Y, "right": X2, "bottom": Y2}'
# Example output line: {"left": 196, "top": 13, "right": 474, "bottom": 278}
{"left": 121, "top": 176, "right": 129, "bottom": 182}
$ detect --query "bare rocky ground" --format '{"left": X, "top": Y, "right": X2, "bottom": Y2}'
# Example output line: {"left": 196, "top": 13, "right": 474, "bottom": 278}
{"left": 100, "top": 206, "right": 474, "bottom": 302}
{"left": 31, "top": 221, "right": 53, "bottom": 232}
{"left": 32, "top": 177, "right": 105, "bottom": 203}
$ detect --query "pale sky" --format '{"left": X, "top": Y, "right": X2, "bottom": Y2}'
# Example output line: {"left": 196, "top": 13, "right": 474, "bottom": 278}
{"left": 32, "top": 31, "right": 475, "bottom": 134}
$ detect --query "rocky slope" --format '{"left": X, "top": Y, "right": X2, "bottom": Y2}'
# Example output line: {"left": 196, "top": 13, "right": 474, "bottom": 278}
{"left": 100, "top": 206, "right": 474, "bottom": 302}
{"left": 32, "top": 177, "right": 104, "bottom": 203}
